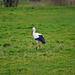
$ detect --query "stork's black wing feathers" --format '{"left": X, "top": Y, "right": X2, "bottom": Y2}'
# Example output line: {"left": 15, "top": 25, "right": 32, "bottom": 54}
{"left": 35, "top": 35, "right": 46, "bottom": 44}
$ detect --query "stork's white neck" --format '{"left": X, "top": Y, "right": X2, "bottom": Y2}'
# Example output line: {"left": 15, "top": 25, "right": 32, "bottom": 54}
{"left": 32, "top": 27, "right": 42, "bottom": 39}
{"left": 32, "top": 27, "right": 36, "bottom": 34}
{"left": 32, "top": 30, "right": 35, "bottom": 35}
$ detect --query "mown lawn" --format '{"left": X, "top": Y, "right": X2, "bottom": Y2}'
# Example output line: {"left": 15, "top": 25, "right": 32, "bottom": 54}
{"left": 0, "top": 6, "right": 75, "bottom": 75}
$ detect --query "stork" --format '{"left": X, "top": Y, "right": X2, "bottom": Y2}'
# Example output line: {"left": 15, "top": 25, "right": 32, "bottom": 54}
{"left": 32, "top": 27, "right": 46, "bottom": 49}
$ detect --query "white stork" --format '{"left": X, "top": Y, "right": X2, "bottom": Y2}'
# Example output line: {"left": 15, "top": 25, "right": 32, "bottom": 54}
{"left": 32, "top": 27, "right": 46, "bottom": 49}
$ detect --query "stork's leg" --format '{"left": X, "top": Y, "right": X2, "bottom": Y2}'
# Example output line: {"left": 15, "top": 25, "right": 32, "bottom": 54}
{"left": 38, "top": 44, "right": 41, "bottom": 49}
{"left": 36, "top": 44, "right": 40, "bottom": 49}
{"left": 38, "top": 44, "right": 40, "bottom": 47}
{"left": 36, "top": 43, "right": 40, "bottom": 50}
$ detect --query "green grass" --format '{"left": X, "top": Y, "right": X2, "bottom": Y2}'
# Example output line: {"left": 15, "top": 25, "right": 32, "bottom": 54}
{"left": 0, "top": 6, "right": 75, "bottom": 75}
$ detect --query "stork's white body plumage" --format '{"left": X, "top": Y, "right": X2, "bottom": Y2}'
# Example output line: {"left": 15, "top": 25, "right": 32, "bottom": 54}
{"left": 33, "top": 33, "right": 41, "bottom": 39}
{"left": 33, "top": 32, "right": 42, "bottom": 42}
{"left": 32, "top": 27, "right": 46, "bottom": 49}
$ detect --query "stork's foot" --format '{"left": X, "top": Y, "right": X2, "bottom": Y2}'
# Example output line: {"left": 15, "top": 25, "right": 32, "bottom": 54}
{"left": 36, "top": 44, "right": 41, "bottom": 49}
{"left": 36, "top": 46, "right": 38, "bottom": 49}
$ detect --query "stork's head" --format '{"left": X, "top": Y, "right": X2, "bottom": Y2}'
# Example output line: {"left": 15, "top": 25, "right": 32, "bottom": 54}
{"left": 32, "top": 27, "right": 36, "bottom": 34}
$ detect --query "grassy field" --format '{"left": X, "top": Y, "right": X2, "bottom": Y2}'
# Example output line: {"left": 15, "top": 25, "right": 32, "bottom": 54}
{"left": 0, "top": 6, "right": 75, "bottom": 75}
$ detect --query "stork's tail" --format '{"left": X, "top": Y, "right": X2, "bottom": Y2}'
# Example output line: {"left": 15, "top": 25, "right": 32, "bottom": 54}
{"left": 39, "top": 35, "right": 46, "bottom": 44}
